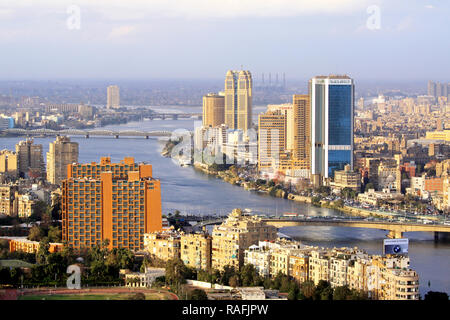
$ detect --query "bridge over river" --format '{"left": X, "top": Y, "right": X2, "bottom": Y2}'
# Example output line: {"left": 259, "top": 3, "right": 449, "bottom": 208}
{"left": 1, "top": 128, "right": 173, "bottom": 138}
{"left": 196, "top": 217, "right": 450, "bottom": 240}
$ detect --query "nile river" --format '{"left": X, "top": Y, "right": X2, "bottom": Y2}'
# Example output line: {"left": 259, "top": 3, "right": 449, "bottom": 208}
{"left": 1, "top": 116, "right": 448, "bottom": 295}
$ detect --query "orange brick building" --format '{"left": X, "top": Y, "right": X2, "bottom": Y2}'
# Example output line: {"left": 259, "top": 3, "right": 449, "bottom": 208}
{"left": 62, "top": 157, "right": 162, "bottom": 252}
{"left": 424, "top": 177, "right": 443, "bottom": 193}
{"left": 2, "top": 237, "right": 63, "bottom": 254}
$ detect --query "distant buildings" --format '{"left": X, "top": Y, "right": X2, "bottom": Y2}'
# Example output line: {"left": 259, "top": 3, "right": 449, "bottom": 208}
{"left": 46, "top": 136, "right": 79, "bottom": 185}
{"left": 427, "top": 80, "right": 449, "bottom": 99}
{"left": 107, "top": 85, "right": 120, "bottom": 109}
{"left": 62, "top": 156, "right": 162, "bottom": 251}
{"left": 425, "top": 129, "right": 450, "bottom": 142}
{"left": 0, "top": 116, "right": 14, "bottom": 130}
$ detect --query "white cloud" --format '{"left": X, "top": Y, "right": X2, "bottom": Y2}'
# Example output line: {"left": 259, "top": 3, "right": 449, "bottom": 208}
{"left": 425, "top": 5, "right": 435, "bottom": 9}
{"left": 1, "top": 0, "right": 372, "bottom": 20}
{"left": 395, "top": 16, "right": 413, "bottom": 31}
{"left": 108, "top": 25, "right": 136, "bottom": 38}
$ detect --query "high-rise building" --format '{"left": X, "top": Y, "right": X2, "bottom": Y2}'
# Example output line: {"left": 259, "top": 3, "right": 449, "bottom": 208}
{"left": 427, "top": 80, "right": 436, "bottom": 97}
{"left": 15, "top": 139, "right": 44, "bottom": 178}
{"left": 107, "top": 85, "right": 120, "bottom": 109}
{"left": 292, "top": 95, "right": 311, "bottom": 168}
{"left": 309, "top": 75, "right": 354, "bottom": 180}
{"left": 202, "top": 93, "right": 225, "bottom": 127}
{"left": 211, "top": 208, "right": 277, "bottom": 271}
{"left": 258, "top": 110, "right": 286, "bottom": 171}
{"left": 224, "top": 70, "right": 252, "bottom": 132}
{"left": 62, "top": 157, "right": 162, "bottom": 251}
{"left": 46, "top": 136, "right": 79, "bottom": 185}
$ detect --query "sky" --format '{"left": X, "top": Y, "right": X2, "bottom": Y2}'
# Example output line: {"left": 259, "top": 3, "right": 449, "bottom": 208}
{"left": 0, "top": 0, "right": 448, "bottom": 81}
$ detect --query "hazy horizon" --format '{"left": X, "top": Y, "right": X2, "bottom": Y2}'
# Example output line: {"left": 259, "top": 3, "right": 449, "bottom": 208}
{"left": 0, "top": 0, "right": 449, "bottom": 81}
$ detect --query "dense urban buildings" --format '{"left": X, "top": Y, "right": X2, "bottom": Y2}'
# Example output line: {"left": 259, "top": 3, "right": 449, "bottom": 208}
{"left": 62, "top": 156, "right": 162, "bottom": 251}
{"left": 46, "top": 136, "right": 79, "bottom": 185}
{"left": 211, "top": 209, "right": 277, "bottom": 270}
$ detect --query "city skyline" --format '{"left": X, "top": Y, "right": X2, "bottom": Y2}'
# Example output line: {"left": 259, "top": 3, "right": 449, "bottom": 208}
{"left": 0, "top": 1, "right": 449, "bottom": 80}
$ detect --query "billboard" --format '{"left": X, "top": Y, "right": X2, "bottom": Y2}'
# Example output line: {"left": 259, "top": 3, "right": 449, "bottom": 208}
{"left": 383, "top": 238, "right": 409, "bottom": 255}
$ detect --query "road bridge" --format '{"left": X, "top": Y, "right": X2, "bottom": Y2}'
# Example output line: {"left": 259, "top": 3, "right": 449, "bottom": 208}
{"left": 196, "top": 217, "right": 450, "bottom": 240}
{"left": 1, "top": 128, "right": 173, "bottom": 138}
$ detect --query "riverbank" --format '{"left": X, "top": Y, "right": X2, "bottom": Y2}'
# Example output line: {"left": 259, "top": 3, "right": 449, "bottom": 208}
{"left": 190, "top": 161, "right": 434, "bottom": 222}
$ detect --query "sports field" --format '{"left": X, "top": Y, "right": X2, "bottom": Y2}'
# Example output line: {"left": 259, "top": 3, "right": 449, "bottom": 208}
{"left": 12, "top": 288, "right": 178, "bottom": 300}
{"left": 19, "top": 292, "right": 170, "bottom": 300}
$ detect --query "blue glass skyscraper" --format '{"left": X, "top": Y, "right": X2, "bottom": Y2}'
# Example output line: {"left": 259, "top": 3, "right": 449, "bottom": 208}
{"left": 310, "top": 75, "right": 354, "bottom": 179}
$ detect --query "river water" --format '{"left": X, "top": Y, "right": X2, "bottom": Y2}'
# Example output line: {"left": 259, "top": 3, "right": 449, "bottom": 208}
{"left": 1, "top": 116, "right": 448, "bottom": 295}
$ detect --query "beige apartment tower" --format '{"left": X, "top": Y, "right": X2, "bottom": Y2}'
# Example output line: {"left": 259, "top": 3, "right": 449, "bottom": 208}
{"left": 224, "top": 70, "right": 252, "bottom": 132}
{"left": 292, "top": 94, "right": 311, "bottom": 167}
{"left": 107, "top": 85, "right": 120, "bottom": 109}
{"left": 258, "top": 111, "right": 286, "bottom": 171}
{"left": 15, "top": 139, "right": 44, "bottom": 178}
{"left": 211, "top": 209, "right": 277, "bottom": 271}
{"left": 0, "top": 150, "right": 18, "bottom": 177}
{"left": 202, "top": 93, "right": 225, "bottom": 127}
{"left": 47, "top": 136, "right": 79, "bottom": 185}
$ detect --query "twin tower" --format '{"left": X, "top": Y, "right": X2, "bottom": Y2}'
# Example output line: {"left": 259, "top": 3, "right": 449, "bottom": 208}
{"left": 224, "top": 70, "right": 253, "bottom": 132}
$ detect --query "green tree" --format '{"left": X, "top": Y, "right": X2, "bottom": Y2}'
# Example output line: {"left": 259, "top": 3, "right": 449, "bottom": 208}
{"left": 165, "top": 258, "right": 189, "bottom": 287}
{"left": 341, "top": 187, "right": 357, "bottom": 199}
{"left": 28, "top": 225, "right": 44, "bottom": 241}
{"left": 365, "top": 183, "right": 375, "bottom": 192}
{"left": 229, "top": 275, "right": 239, "bottom": 287}
{"left": 333, "top": 285, "right": 352, "bottom": 300}
{"left": 36, "top": 237, "right": 50, "bottom": 265}
{"left": 314, "top": 280, "right": 333, "bottom": 300}
{"left": 239, "top": 264, "right": 260, "bottom": 287}
{"left": 47, "top": 226, "right": 62, "bottom": 243}
{"left": 189, "top": 288, "right": 208, "bottom": 300}
{"left": 288, "top": 283, "right": 300, "bottom": 300}
{"left": 300, "top": 281, "right": 315, "bottom": 300}
{"left": 424, "top": 291, "right": 449, "bottom": 300}
{"left": 220, "top": 265, "right": 237, "bottom": 286}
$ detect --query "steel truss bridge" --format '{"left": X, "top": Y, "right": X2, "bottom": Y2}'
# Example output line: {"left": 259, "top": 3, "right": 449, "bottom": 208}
{"left": 1, "top": 128, "right": 173, "bottom": 138}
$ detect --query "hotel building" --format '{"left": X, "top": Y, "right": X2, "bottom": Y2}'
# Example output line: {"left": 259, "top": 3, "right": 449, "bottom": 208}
{"left": 224, "top": 70, "right": 252, "bottom": 132}
{"left": 62, "top": 157, "right": 162, "bottom": 251}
